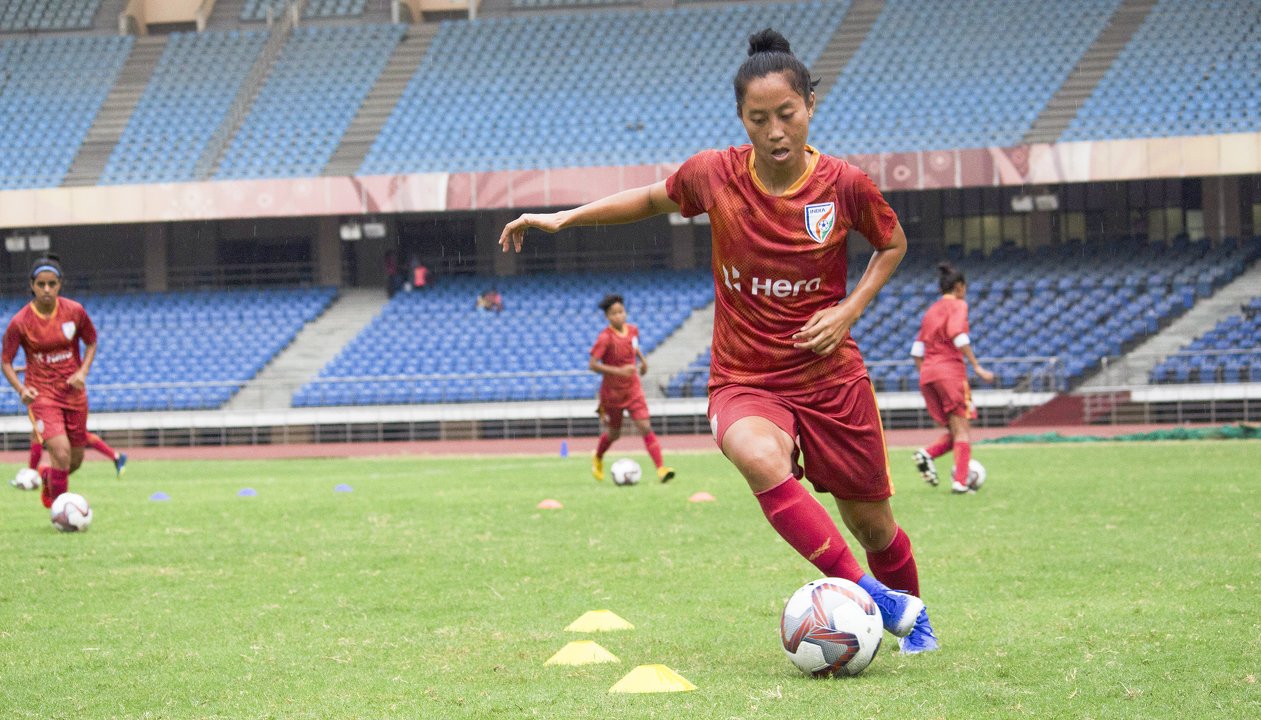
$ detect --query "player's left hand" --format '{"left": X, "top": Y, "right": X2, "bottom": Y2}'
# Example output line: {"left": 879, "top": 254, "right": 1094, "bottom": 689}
{"left": 792, "top": 302, "right": 859, "bottom": 356}
{"left": 66, "top": 373, "right": 87, "bottom": 391}
{"left": 639, "top": 361, "right": 648, "bottom": 376}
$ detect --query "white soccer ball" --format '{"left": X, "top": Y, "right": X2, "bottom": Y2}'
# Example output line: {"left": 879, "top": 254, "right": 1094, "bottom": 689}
{"left": 967, "top": 458, "right": 986, "bottom": 490}
{"left": 12, "top": 467, "right": 40, "bottom": 491}
{"left": 609, "top": 458, "right": 642, "bottom": 486}
{"left": 50, "top": 492, "right": 92, "bottom": 532}
{"left": 781, "top": 577, "right": 883, "bottom": 677}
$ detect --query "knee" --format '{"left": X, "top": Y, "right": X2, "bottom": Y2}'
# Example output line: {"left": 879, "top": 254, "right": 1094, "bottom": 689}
{"left": 848, "top": 514, "right": 897, "bottom": 552}
{"left": 607, "top": 428, "right": 621, "bottom": 441}
{"left": 725, "top": 434, "right": 792, "bottom": 485}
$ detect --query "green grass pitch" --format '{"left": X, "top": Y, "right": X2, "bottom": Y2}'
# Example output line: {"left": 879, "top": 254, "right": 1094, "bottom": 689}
{"left": 1, "top": 442, "right": 1258, "bottom": 719}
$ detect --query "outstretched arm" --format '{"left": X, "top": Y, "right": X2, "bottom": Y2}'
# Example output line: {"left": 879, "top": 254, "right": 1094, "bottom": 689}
{"left": 499, "top": 181, "right": 679, "bottom": 252}
{"left": 960, "top": 343, "right": 994, "bottom": 383}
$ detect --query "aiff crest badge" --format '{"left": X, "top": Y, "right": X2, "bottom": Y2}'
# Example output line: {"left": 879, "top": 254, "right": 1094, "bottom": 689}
{"left": 804, "top": 202, "right": 835, "bottom": 244}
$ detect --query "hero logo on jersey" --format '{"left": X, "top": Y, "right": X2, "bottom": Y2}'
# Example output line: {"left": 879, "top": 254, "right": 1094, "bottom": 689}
{"left": 61, "top": 321, "right": 75, "bottom": 340}
{"left": 722, "top": 264, "right": 821, "bottom": 298}
{"left": 804, "top": 202, "right": 836, "bottom": 244}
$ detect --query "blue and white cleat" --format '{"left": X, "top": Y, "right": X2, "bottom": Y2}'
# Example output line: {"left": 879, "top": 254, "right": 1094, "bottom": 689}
{"left": 898, "top": 608, "right": 939, "bottom": 654}
{"left": 114, "top": 452, "right": 127, "bottom": 478}
{"left": 857, "top": 575, "right": 924, "bottom": 638}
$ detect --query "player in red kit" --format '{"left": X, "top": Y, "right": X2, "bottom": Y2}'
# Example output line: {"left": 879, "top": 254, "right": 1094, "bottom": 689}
{"left": 589, "top": 294, "right": 675, "bottom": 483}
{"left": 500, "top": 29, "right": 937, "bottom": 653}
{"left": 911, "top": 263, "right": 994, "bottom": 494}
{"left": 11, "top": 364, "right": 127, "bottom": 481}
{"left": 2, "top": 255, "right": 98, "bottom": 511}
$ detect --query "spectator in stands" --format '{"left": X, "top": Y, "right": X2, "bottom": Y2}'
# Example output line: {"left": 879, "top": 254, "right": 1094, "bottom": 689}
{"left": 910, "top": 262, "right": 994, "bottom": 495}
{"left": 476, "top": 289, "right": 503, "bottom": 313}
{"left": 406, "top": 254, "right": 429, "bottom": 292}
{"left": 498, "top": 29, "right": 936, "bottom": 653}
{"left": 1, "top": 254, "right": 99, "bottom": 512}
{"left": 589, "top": 293, "right": 674, "bottom": 483}
{"left": 384, "top": 250, "right": 403, "bottom": 297}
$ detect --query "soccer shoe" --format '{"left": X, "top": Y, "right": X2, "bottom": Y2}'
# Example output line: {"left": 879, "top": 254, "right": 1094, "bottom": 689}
{"left": 951, "top": 479, "right": 975, "bottom": 495}
{"left": 913, "top": 449, "right": 938, "bottom": 487}
{"left": 898, "top": 608, "right": 939, "bottom": 654}
{"left": 114, "top": 452, "right": 127, "bottom": 478}
{"left": 657, "top": 466, "right": 676, "bottom": 483}
{"left": 858, "top": 575, "right": 924, "bottom": 638}
{"left": 591, "top": 452, "right": 604, "bottom": 482}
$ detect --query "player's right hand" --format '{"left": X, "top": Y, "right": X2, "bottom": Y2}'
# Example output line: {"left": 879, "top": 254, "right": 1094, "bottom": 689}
{"left": 19, "top": 385, "right": 38, "bottom": 405}
{"left": 499, "top": 212, "right": 566, "bottom": 253}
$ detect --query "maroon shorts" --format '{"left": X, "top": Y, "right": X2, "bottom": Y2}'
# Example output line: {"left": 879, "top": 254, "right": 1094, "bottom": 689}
{"left": 708, "top": 378, "right": 893, "bottom": 502}
{"left": 920, "top": 377, "right": 975, "bottom": 426}
{"left": 599, "top": 395, "right": 650, "bottom": 430}
{"left": 29, "top": 400, "right": 88, "bottom": 446}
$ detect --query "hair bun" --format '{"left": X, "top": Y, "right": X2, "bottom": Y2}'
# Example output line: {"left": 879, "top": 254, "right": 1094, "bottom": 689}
{"left": 936, "top": 261, "right": 955, "bottom": 276}
{"left": 747, "top": 28, "right": 793, "bottom": 57}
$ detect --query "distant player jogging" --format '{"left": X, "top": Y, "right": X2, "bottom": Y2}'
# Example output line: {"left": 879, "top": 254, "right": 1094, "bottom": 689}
{"left": 10, "top": 365, "right": 127, "bottom": 482}
{"left": 589, "top": 294, "right": 675, "bottom": 483}
{"left": 501, "top": 29, "right": 937, "bottom": 653}
{"left": 910, "top": 262, "right": 994, "bottom": 494}
{"left": 2, "top": 255, "right": 99, "bottom": 510}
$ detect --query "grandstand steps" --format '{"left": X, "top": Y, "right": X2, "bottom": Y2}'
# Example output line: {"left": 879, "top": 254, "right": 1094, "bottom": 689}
{"left": 323, "top": 23, "right": 439, "bottom": 177}
{"left": 642, "top": 301, "right": 714, "bottom": 400}
{"left": 209, "top": 0, "right": 248, "bottom": 28}
{"left": 1081, "top": 256, "right": 1261, "bottom": 389}
{"left": 1021, "top": 0, "right": 1158, "bottom": 145}
{"left": 62, "top": 36, "right": 167, "bottom": 188}
{"left": 224, "top": 288, "right": 389, "bottom": 411}
{"left": 810, "top": 0, "right": 883, "bottom": 104}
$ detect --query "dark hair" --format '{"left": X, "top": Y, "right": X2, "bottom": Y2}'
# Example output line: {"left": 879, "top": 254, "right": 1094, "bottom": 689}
{"left": 29, "top": 254, "right": 63, "bottom": 281}
{"left": 598, "top": 294, "right": 624, "bottom": 313}
{"left": 734, "top": 28, "right": 818, "bottom": 113}
{"left": 937, "top": 262, "right": 966, "bottom": 294}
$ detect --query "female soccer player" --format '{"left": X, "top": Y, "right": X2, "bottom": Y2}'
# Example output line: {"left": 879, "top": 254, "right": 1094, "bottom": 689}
{"left": 910, "top": 263, "right": 994, "bottom": 494}
{"left": 500, "top": 29, "right": 937, "bottom": 653}
{"left": 589, "top": 293, "right": 674, "bottom": 483}
{"left": 2, "top": 255, "right": 98, "bottom": 510}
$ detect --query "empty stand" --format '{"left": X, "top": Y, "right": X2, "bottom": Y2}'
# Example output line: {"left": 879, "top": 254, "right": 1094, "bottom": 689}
{"left": 360, "top": 0, "right": 849, "bottom": 175}
{"left": 0, "top": 35, "right": 133, "bottom": 190}
{"left": 101, "top": 31, "right": 268, "bottom": 185}
{"left": 1062, "top": 0, "right": 1261, "bottom": 141}
{"left": 0, "top": 0, "right": 102, "bottom": 33}
{"left": 293, "top": 271, "right": 711, "bottom": 407}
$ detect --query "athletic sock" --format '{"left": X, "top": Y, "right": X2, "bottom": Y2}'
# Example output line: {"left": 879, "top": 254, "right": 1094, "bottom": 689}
{"left": 86, "top": 433, "right": 118, "bottom": 461}
{"left": 865, "top": 526, "right": 920, "bottom": 596}
{"left": 40, "top": 467, "right": 52, "bottom": 509}
{"left": 28, "top": 443, "right": 42, "bottom": 470}
{"left": 594, "top": 433, "right": 613, "bottom": 459}
{"left": 925, "top": 433, "right": 953, "bottom": 458}
{"left": 755, "top": 474, "right": 864, "bottom": 583}
{"left": 47, "top": 468, "right": 69, "bottom": 504}
{"left": 642, "top": 431, "right": 664, "bottom": 469}
{"left": 954, "top": 441, "right": 972, "bottom": 484}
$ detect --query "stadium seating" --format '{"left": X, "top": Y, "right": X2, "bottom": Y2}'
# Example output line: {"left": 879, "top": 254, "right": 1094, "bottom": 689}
{"left": 102, "top": 31, "right": 268, "bottom": 185}
{"left": 810, "top": 0, "right": 1121, "bottom": 154}
{"left": 215, "top": 24, "right": 404, "bottom": 180}
{"left": 0, "top": 287, "right": 336, "bottom": 414}
{"left": 293, "top": 271, "right": 711, "bottom": 407}
{"left": 1062, "top": 0, "right": 1261, "bottom": 141}
{"left": 0, "top": 35, "right": 132, "bottom": 189}
{"left": 242, "top": 0, "right": 368, "bottom": 21}
{"left": 667, "top": 236, "right": 1258, "bottom": 397}
{"left": 1150, "top": 291, "right": 1261, "bottom": 385}
{"left": 0, "top": 0, "right": 101, "bottom": 32}
{"left": 360, "top": 0, "right": 849, "bottom": 174}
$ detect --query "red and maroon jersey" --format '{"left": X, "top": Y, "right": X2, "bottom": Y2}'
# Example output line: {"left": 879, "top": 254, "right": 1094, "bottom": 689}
{"left": 591, "top": 323, "right": 643, "bottom": 407}
{"left": 666, "top": 145, "right": 898, "bottom": 395}
{"left": 2, "top": 298, "right": 96, "bottom": 409}
{"left": 915, "top": 296, "right": 970, "bottom": 385}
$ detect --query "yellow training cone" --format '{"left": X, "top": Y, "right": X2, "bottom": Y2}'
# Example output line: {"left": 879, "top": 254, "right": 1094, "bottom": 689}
{"left": 544, "top": 640, "right": 620, "bottom": 666}
{"left": 609, "top": 664, "right": 697, "bottom": 693}
{"left": 565, "top": 610, "right": 634, "bottom": 632}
